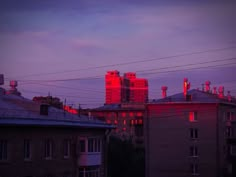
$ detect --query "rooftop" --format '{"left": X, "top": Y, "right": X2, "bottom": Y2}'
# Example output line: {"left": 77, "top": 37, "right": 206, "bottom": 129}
{"left": 150, "top": 89, "right": 236, "bottom": 105}
{"left": 0, "top": 93, "right": 114, "bottom": 129}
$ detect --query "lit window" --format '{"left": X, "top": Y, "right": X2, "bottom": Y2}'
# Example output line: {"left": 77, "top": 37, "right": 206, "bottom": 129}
{"left": 24, "top": 139, "right": 31, "bottom": 160}
{"left": 190, "top": 146, "right": 198, "bottom": 157}
{"left": 63, "top": 139, "right": 71, "bottom": 158}
{"left": 130, "top": 119, "right": 134, "bottom": 126}
{"left": 0, "top": 140, "right": 7, "bottom": 161}
{"left": 129, "top": 112, "right": 134, "bottom": 117}
{"left": 123, "top": 120, "right": 126, "bottom": 125}
{"left": 190, "top": 128, "right": 198, "bottom": 139}
{"left": 138, "top": 119, "right": 143, "bottom": 125}
{"left": 189, "top": 112, "right": 197, "bottom": 122}
{"left": 114, "top": 119, "right": 118, "bottom": 125}
{"left": 122, "top": 112, "right": 126, "bottom": 118}
{"left": 44, "top": 139, "right": 53, "bottom": 159}
{"left": 190, "top": 163, "right": 199, "bottom": 175}
{"left": 137, "top": 112, "right": 142, "bottom": 116}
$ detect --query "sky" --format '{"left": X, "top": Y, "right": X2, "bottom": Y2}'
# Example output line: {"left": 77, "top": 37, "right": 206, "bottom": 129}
{"left": 0, "top": 0, "right": 236, "bottom": 108}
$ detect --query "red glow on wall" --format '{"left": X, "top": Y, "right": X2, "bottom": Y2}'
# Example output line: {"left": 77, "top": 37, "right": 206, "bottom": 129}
{"left": 63, "top": 105, "right": 78, "bottom": 115}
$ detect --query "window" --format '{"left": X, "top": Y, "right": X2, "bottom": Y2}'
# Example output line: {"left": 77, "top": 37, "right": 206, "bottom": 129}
{"left": 189, "top": 112, "right": 197, "bottom": 122}
{"left": 226, "top": 127, "right": 232, "bottom": 138}
{"left": 226, "top": 112, "right": 234, "bottom": 121}
{"left": 88, "top": 138, "right": 101, "bottom": 153}
{"left": 80, "top": 140, "right": 85, "bottom": 153}
{"left": 190, "top": 146, "right": 198, "bottom": 157}
{"left": 190, "top": 128, "right": 198, "bottom": 139}
{"left": 63, "top": 139, "right": 71, "bottom": 158}
{"left": 190, "top": 163, "right": 199, "bottom": 175}
{"left": 123, "top": 119, "right": 126, "bottom": 125}
{"left": 24, "top": 139, "right": 31, "bottom": 160}
{"left": 79, "top": 166, "right": 100, "bottom": 177}
{"left": 0, "top": 140, "right": 7, "bottom": 161}
{"left": 44, "top": 139, "right": 53, "bottom": 159}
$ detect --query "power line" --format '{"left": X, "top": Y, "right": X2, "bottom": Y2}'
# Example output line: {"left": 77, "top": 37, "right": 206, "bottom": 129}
{"left": 10, "top": 56, "right": 236, "bottom": 83}
{"left": 12, "top": 46, "right": 236, "bottom": 79}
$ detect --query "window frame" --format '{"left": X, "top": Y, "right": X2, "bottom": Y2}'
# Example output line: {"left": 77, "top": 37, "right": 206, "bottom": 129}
{"left": 24, "top": 139, "right": 31, "bottom": 161}
{"left": 0, "top": 140, "right": 8, "bottom": 161}
{"left": 44, "top": 139, "right": 53, "bottom": 160}
{"left": 63, "top": 139, "right": 71, "bottom": 159}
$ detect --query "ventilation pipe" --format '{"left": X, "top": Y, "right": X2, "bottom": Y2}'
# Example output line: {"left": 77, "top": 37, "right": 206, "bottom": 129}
{"left": 218, "top": 86, "right": 224, "bottom": 98}
{"left": 205, "top": 81, "right": 211, "bottom": 92}
{"left": 183, "top": 78, "right": 190, "bottom": 96}
{"left": 161, "top": 86, "right": 168, "bottom": 98}
{"left": 213, "top": 87, "right": 217, "bottom": 94}
{"left": 227, "top": 91, "right": 232, "bottom": 102}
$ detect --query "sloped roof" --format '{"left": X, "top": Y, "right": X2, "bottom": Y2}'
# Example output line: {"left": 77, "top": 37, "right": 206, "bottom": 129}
{"left": 150, "top": 89, "right": 236, "bottom": 105}
{"left": 0, "top": 93, "right": 114, "bottom": 129}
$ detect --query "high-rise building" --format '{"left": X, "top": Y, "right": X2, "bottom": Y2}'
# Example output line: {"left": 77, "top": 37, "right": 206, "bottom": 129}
{"left": 105, "top": 71, "right": 148, "bottom": 104}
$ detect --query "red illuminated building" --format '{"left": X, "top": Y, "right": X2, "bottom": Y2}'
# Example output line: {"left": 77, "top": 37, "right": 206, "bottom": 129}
{"left": 105, "top": 70, "right": 148, "bottom": 104}
{"left": 145, "top": 79, "right": 236, "bottom": 177}
{"left": 82, "top": 103, "right": 145, "bottom": 146}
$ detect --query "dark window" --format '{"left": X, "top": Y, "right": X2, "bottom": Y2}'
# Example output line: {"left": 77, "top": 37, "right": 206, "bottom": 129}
{"left": 0, "top": 140, "right": 7, "bottom": 160}
{"left": 135, "top": 125, "right": 143, "bottom": 137}
{"left": 63, "top": 139, "right": 71, "bottom": 158}
{"left": 190, "top": 128, "right": 198, "bottom": 139}
{"left": 88, "top": 138, "right": 94, "bottom": 152}
{"left": 24, "top": 139, "right": 31, "bottom": 160}
{"left": 190, "top": 146, "right": 198, "bottom": 157}
{"left": 190, "top": 163, "right": 199, "bottom": 175}
{"left": 80, "top": 140, "right": 85, "bottom": 152}
{"left": 44, "top": 139, "right": 53, "bottom": 159}
{"left": 40, "top": 104, "right": 49, "bottom": 115}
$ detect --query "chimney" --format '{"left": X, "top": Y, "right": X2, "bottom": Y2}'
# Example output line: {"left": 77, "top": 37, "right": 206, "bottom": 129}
{"left": 7, "top": 80, "right": 21, "bottom": 96}
{"left": 205, "top": 81, "right": 211, "bottom": 92}
{"left": 0, "top": 74, "right": 4, "bottom": 85}
{"left": 40, "top": 104, "right": 49, "bottom": 115}
{"left": 0, "top": 74, "right": 5, "bottom": 96}
{"left": 218, "top": 86, "right": 224, "bottom": 98}
{"left": 227, "top": 91, "right": 232, "bottom": 102}
{"left": 161, "top": 86, "right": 168, "bottom": 98}
{"left": 213, "top": 87, "right": 217, "bottom": 94}
{"left": 183, "top": 78, "right": 190, "bottom": 96}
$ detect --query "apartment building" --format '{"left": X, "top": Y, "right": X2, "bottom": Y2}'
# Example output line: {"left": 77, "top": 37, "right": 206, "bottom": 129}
{"left": 82, "top": 103, "right": 145, "bottom": 147}
{"left": 145, "top": 79, "right": 236, "bottom": 177}
{"left": 0, "top": 80, "right": 113, "bottom": 177}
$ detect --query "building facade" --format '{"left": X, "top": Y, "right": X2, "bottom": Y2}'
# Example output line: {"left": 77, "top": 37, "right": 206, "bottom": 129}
{"left": 145, "top": 81, "right": 236, "bottom": 177}
{"left": 82, "top": 103, "right": 145, "bottom": 147}
{"left": 0, "top": 88, "right": 113, "bottom": 177}
{"left": 105, "top": 71, "right": 148, "bottom": 104}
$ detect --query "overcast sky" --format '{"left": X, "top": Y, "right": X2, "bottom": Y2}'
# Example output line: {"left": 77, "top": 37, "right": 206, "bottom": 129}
{"left": 0, "top": 0, "right": 236, "bottom": 107}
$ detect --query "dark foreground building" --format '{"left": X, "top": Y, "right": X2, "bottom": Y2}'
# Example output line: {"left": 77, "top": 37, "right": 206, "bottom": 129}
{"left": 0, "top": 86, "right": 113, "bottom": 177}
{"left": 145, "top": 80, "right": 236, "bottom": 177}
